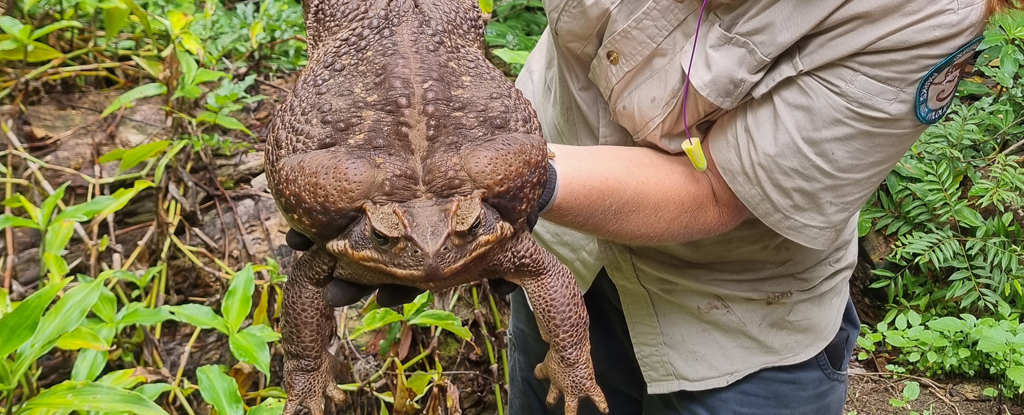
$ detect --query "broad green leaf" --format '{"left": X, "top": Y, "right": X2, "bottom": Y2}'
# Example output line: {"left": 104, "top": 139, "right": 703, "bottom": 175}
{"left": 97, "top": 368, "right": 143, "bottom": 389}
{"left": 408, "top": 310, "right": 472, "bottom": 339}
{"left": 176, "top": 49, "right": 198, "bottom": 86}
{"left": 71, "top": 323, "right": 114, "bottom": 382}
{"left": 0, "top": 356, "right": 12, "bottom": 389}
{"left": 4, "top": 193, "right": 40, "bottom": 224}
{"left": 197, "top": 365, "right": 245, "bottom": 415}
{"left": 405, "top": 372, "right": 433, "bottom": 397}
{"left": 180, "top": 32, "right": 204, "bottom": 59}
{"left": 130, "top": 56, "right": 164, "bottom": 80}
{"left": 0, "top": 17, "right": 26, "bottom": 39}
{"left": 478, "top": 0, "right": 493, "bottom": 13}
{"left": 169, "top": 303, "right": 229, "bottom": 333}
{"left": 56, "top": 180, "right": 154, "bottom": 223}
{"left": 895, "top": 314, "right": 907, "bottom": 330}
{"left": 0, "top": 277, "right": 69, "bottom": 358}
{"left": 44, "top": 218, "right": 76, "bottom": 254}
{"left": 902, "top": 381, "right": 920, "bottom": 401}
{"left": 117, "top": 304, "right": 175, "bottom": 329}
{"left": 101, "top": 83, "right": 167, "bottom": 117}
{"left": 0, "top": 41, "right": 64, "bottom": 62}
{"left": 134, "top": 383, "right": 173, "bottom": 401}
{"left": 250, "top": 21, "right": 264, "bottom": 48}
{"left": 926, "top": 317, "right": 964, "bottom": 333}
{"left": 1008, "top": 366, "right": 1024, "bottom": 388}
{"left": 223, "top": 264, "right": 255, "bottom": 334}
{"left": 229, "top": 329, "right": 271, "bottom": 376}
{"left": 168, "top": 11, "right": 193, "bottom": 37}
{"left": 56, "top": 326, "right": 109, "bottom": 351}
{"left": 977, "top": 327, "right": 1012, "bottom": 353}
{"left": 350, "top": 308, "right": 404, "bottom": 339}
{"left": 19, "top": 380, "right": 168, "bottom": 415}
{"left": 953, "top": 205, "right": 985, "bottom": 227}
{"left": 907, "top": 310, "right": 921, "bottom": 327}
{"left": 403, "top": 291, "right": 431, "bottom": 318}
{"left": 0, "top": 37, "right": 17, "bottom": 51}
{"left": 16, "top": 274, "right": 109, "bottom": 375}
{"left": 243, "top": 324, "right": 281, "bottom": 342}
{"left": 491, "top": 48, "right": 531, "bottom": 65}
{"left": 248, "top": 398, "right": 284, "bottom": 415}
{"left": 118, "top": 140, "right": 171, "bottom": 172}
{"left": 94, "top": 287, "right": 117, "bottom": 324}
{"left": 0, "top": 214, "right": 40, "bottom": 230}
{"left": 194, "top": 68, "right": 228, "bottom": 85}
{"left": 29, "top": 20, "right": 83, "bottom": 41}
{"left": 958, "top": 79, "right": 994, "bottom": 96}
{"left": 101, "top": 1, "right": 130, "bottom": 41}
{"left": 196, "top": 111, "right": 254, "bottom": 137}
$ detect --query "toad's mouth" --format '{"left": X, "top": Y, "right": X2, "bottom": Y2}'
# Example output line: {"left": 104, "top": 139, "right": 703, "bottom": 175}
{"left": 326, "top": 221, "right": 514, "bottom": 284}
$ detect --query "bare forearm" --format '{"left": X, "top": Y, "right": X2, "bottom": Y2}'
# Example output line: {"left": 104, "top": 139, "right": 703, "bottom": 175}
{"left": 542, "top": 142, "right": 750, "bottom": 245}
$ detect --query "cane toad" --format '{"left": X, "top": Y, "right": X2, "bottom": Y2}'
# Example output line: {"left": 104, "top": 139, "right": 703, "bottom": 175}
{"left": 264, "top": 1, "right": 607, "bottom": 414}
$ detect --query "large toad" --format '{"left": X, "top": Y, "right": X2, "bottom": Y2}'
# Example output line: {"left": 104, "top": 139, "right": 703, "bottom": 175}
{"left": 264, "top": 1, "right": 607, "bottom": 414}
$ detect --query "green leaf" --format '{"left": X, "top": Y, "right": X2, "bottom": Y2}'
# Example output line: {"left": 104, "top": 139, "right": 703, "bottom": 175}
{"left": 4, "top": 193, "right": 40, "bottom": 224}
{"left": 408, "top": 310, "right": 472, "bottom": 339}
{"left": 229, "top": 328, "right": 271, "bottom": 376}
{"left": 180, "top": 32, "right": 204, "bottom": 59}
{"left": 954, "top": 205, "right": 985, "bottom": 227}
{"left": 194, "top": 68, "right": 228, "bottom": 85}
{"left": 223, "top": 264, "right": 255, "bottom": 334}
{"left": 926, "top": 317, "right": 964, "bottom": 333}
{"left": 0, "top": 214, "right": 41, "bottom": 230}
{"left": 0, "top": 41, "right": 63, "bottom": 62}
{"left": 56, "top": 326, "right": 109, "bottom": 351}
{"left": 491, "top": 48, "right": 531, "bottom": 65}
{"left": 130, "top": 56, "right": 164, "bottom": 80}
{"left": 350, "top": 308, "right": 405, "bottom": 339}
{"left": 118, "top": 140, "right": 171, "bottom": 172}
{"left": 15, "top": 274, "right": 109, "bottom": 375}
{"left": 134, "top": 383, "right": 174, "bottom": 401}
{"left": 478, "top": 0, "right": 493, "bottom": 13}
{"left": 94, "top": 287, "right": 117, "bottom": 324}
{"left": 155, "top": 139, "right": 190, "bottom": 184}
{"left": 44, "top": 218, "right": 76, "bottom": 255}
{"left": 243, "top": 324, "right": 281, "bottom": 342}
{"left": 248, "top": 398, "right": 284, "bottom": 415}
{"left": 907, "top": 310, "right": 921, "bottom": 327}
{"left": 102, "top": 2, "right": 130, "bottom": 41}
{"left": 19, "top": 380, "right": 169, "bottom": 415}
{"left": 895, "top": 314, "right": 908, "bottom": 330}
{"left": 1008, "top": 366, "right": 1024, "bottom": 388}
{"left": 0, "top": 278, "right": 69, "bottom": 358}
{"left": 101, "top": 83, "right": 167, "bottom": 117}
{"left": 168, "top": 11, "right": 193, "bottom": 37}
{"left": 0, "top": 37, "right": 20, "bottom": 51}
{"left": 56, "top": 180, "right": 154, "bottom": 223}
{"left": 98, "top": 368, "right": 144, "bottom": 389}
{"left": 30, "top": 20, "right": 83, "bottom": 41}
{"left": 169, "top": 303, "right": 229, "bottom": 333}
{"left": 196, "top": 365, "right": 245, "bottom": 415}
{"left": 176, "top": 49, "right": 198, "bottom": 86}
{"left": 0, "top": 17, "right": 26, "bottom": 40}
{"left": 196, "top": 111, "right": 254, "bottom": 137}
{"left": 902, "top": 381, "right": 921, "bottom": 401}
{"left": 117, "top": 304, "right": 175, "bottom": 329}
{"left": 249, "top": 21, "right": 264, "bottom": 48}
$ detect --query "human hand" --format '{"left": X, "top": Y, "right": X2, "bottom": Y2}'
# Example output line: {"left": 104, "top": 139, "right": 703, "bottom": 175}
{"left": 285, "top": 229, "right": 519, "bottom": 308}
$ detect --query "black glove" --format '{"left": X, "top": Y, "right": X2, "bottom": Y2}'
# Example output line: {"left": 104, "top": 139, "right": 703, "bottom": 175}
{"left": 285, "top": 229, "right": 517, "bottom": 307}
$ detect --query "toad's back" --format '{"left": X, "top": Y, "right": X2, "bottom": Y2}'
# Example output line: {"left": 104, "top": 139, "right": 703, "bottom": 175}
{"left": 265, "top": 0, "right": 544, "bottom": 242}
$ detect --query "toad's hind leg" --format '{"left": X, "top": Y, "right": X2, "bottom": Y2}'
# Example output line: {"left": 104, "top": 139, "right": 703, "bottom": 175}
{"left": 492, "top": 234, "right": 608, "bottom": 415}
{"left": 281, "top": 246, "right": 347, "bottom": 415}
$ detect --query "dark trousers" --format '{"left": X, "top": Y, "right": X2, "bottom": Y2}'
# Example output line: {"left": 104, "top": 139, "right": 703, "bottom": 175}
{"left": 506, "top": 269, "right": 860, "bottom": 415}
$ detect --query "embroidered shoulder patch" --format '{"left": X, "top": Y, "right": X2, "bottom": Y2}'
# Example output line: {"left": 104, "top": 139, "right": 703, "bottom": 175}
{"left": 916, "top": 36, "right": 983, "bottom": 125}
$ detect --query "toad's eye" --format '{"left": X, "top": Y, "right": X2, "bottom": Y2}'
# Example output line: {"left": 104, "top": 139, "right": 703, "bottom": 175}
{"left": 372, "top": 229, "right": 392, "bottom": 247}
{"left": 466, "top": 217, "right": 481, "bottom": 236}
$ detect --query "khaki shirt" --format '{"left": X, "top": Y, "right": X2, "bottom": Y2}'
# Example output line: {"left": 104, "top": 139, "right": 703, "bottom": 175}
{"left": 515, "top": 0, "right": 989, "bottom": 393}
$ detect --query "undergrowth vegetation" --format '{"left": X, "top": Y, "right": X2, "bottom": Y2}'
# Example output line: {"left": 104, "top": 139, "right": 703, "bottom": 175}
{"left": 856, "top": 9, "right": 1024, "bottom": 399}
{"left": 1, "top": 0, "right": 1022, "bottom": 414}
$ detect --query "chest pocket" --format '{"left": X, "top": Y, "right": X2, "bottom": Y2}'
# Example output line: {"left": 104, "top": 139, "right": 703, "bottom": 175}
{"left": 585, "top": 0, "right": 706, "bottom": 142}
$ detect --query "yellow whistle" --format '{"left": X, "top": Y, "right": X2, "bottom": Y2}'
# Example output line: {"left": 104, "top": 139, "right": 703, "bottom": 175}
{"left": 682, "top": 137, "right": 707, "bottom": 172}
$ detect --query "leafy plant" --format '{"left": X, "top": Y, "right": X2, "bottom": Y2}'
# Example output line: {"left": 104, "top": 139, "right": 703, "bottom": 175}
{"left": 0, "top": 16, "right": 81, "bottom": 62}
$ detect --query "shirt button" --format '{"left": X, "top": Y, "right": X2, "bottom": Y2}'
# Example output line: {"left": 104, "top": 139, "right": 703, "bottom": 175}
{"left": 606, "top": 51, "right": 620, "bottom": 65}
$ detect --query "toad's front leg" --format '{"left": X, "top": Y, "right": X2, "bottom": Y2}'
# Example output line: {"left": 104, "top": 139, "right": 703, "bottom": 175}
{"left": 494, "top": 234, "right": 608, "bottom": 415}
{"left": 281, "top": 246, "right": 347, "bottom": 415}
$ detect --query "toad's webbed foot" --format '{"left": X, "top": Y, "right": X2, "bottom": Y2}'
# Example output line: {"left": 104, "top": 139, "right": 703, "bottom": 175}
{"left": 496, "top": 234, "right": 608, "bottom": 415}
